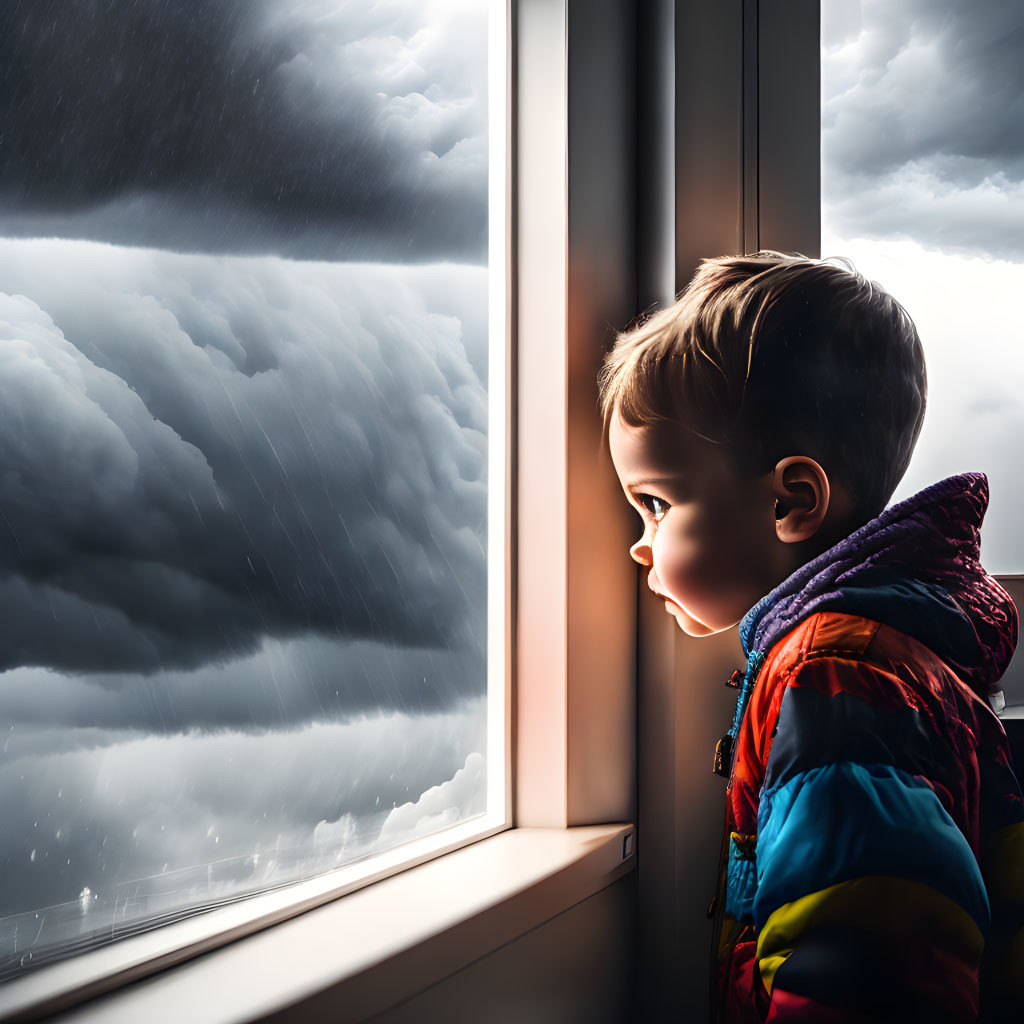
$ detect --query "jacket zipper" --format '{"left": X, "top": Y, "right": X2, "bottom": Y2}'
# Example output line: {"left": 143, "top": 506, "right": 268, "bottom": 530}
{"left": 708, "top": 649, "right": 766, "bottom": 1022}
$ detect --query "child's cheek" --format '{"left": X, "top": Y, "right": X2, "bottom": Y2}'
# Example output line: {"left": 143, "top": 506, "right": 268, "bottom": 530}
{"left": 651, "top": 527, "right": 693, "bottom": 599}
{"left": 653, "top": 516, "right": 731, "bottom": 599}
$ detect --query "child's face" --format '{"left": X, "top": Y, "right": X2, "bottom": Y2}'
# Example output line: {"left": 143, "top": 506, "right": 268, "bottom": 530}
{"left": 608, "top": 412, "right": 782, "bottom": 637}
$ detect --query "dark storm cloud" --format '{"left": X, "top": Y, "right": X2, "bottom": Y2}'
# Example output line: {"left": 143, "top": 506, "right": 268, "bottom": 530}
{"left": 0, "top": 0, "right": 487, "bottom": 262}
{"left": 822, "top": 0, "right": 1024, "bottom": 260}
{"left": 0, "top": 238, "right": 488, "bottom": 677}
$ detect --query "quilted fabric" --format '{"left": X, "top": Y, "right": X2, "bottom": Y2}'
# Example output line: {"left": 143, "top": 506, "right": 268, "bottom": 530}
{"left": 711, "top": 473, "right": 1022, "bottom": 1022}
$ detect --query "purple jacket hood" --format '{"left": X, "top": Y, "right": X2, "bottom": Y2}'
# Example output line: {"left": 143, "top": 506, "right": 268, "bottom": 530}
{"left": 739, "top": 472, "right": 1019, "bottom": 698}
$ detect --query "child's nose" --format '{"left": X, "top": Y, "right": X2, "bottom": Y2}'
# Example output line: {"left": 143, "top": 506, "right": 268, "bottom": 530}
{"left": 629, "top": 533, "right": 653, "bottom": 566}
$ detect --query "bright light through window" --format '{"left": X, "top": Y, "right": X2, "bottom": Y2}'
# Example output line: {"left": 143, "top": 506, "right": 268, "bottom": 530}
{"left": 0, "top": 0, "right": 505, "bottom": 980}
{"left": 822, "top": 0, "right": 1024, "bottom": 573}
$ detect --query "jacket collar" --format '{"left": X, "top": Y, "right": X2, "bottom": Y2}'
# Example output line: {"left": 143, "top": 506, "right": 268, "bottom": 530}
{"left": 738, "top": 472, "right": 1018, "bottom": 697}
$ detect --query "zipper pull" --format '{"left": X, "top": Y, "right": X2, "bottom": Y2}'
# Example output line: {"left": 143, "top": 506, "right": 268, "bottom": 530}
{"left": 725, "top": 669, "right": 742, "bottom": 689}
{"left": 713, "top": 733, "right": 733, "bottom": 777}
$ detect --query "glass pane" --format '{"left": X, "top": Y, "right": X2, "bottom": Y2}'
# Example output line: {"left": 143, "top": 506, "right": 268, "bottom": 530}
{"left": 822, "top": 0, "right": 1024, "bottom": 573}
{"left": 0, "top": 0, "right": 500, "bottom": 978}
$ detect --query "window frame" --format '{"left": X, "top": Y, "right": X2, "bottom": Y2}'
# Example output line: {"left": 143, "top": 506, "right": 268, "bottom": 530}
{"left": 0, "top": 1, "right": 641, "bottom": 1020}
{"left": 1, "top": 0, "right": 511, "bottom": 1014}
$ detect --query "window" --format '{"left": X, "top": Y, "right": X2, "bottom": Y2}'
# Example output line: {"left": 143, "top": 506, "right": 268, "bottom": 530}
{"left": 821, "top": 0, "right": 1024, "bottom": 573}
{"left": 0, "top": 0, "right": 507, "bottom": 986}
{"left": 0, "top": 1, "right": 643, "bottom": 1017}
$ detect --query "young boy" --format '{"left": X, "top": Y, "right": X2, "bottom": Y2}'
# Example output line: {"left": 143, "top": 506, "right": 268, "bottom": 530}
{"left": 599, "top": 252, "right": 1022, "bottom": 1022}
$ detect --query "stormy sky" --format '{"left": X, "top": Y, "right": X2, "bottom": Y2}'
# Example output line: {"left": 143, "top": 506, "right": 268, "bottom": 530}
{"left": 0, "top": 244, "right": 488, "bottom": 677}
{"left": 0, "top": 0, "right": 493, "bottom": 971}
{"left": 0, "top": 0, "right": 487, "bottom": 262}
{"left": 822, "top": 0, "right": 1024, "bottom": 572}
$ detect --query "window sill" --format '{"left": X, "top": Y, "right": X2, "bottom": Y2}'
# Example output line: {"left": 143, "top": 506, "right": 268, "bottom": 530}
{"left": 38, "top": 824, "right": 634, "bottom": 1024}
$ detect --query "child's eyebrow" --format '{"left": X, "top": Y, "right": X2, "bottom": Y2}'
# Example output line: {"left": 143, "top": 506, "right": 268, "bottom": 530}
{"left": 624, "top": 476, "right": 679, "bottom": 490}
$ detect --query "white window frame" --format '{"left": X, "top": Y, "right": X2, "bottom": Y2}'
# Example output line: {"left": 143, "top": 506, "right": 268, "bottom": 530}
{"left": 0, "top": 2, "right": 640, "bottom": 1021}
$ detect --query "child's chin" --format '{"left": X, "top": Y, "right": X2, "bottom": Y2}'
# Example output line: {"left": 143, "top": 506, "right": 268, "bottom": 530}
{"left": 671, "top": 609, "right": 730, "bottom": 638}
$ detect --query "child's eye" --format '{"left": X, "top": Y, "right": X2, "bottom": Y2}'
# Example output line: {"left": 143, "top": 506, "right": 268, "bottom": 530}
{"left": 636, "top": 493, "right": 670, "bottom": 520}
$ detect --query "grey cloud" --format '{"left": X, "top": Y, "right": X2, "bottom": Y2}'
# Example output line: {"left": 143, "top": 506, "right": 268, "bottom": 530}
{"left": 822, "top": 0, "right": 1024, "bottom": 259}
{"left": 0, "top": 700, "right": 486, "bottom": 923}
{"left": 822, "top": 164, "right": 1024, "bottom": 262}
{"left": 0, "top": 0, "right": 487, "bottom": 262}
{"left": 0, "top": 238, "right": 488, "bottom": 676}
{"left": 0, "top": 638, "right": 486, "bottom": 733}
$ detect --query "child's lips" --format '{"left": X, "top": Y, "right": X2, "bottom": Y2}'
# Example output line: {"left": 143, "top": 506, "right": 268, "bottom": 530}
{"left": 647, "top": 578, "right": 681, "bottom": 613}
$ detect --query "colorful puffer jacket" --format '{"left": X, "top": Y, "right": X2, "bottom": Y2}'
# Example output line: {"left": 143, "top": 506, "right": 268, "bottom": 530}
{"left": 710, "top": 472, "right": 1022, "bottom": 1023}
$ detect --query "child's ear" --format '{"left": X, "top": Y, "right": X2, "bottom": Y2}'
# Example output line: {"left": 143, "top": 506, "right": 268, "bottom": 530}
{"left": 770, "top": 456, "right": 830, "bottom": 544}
